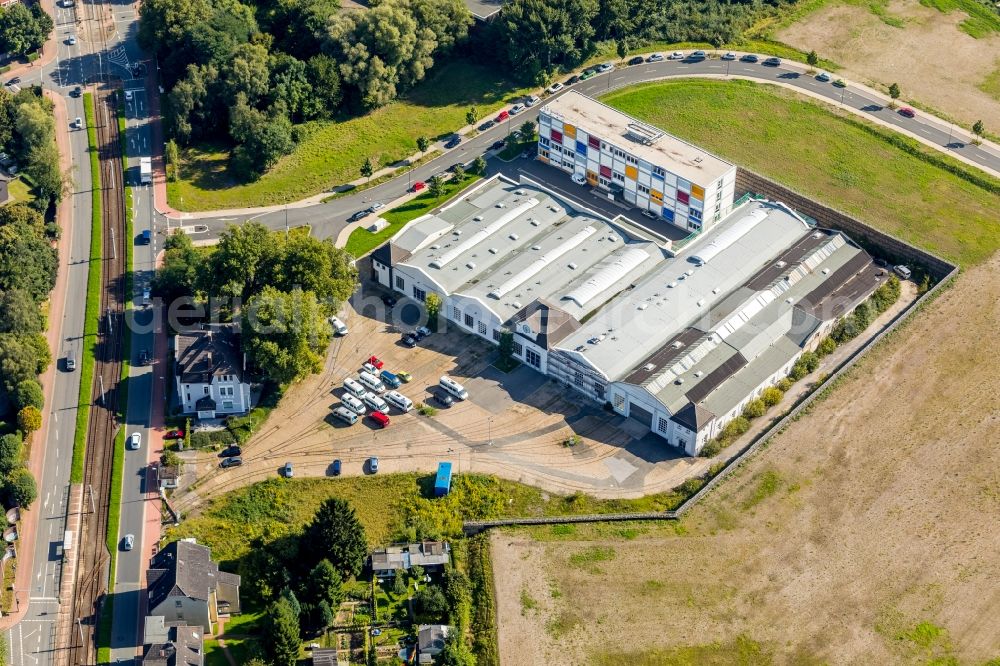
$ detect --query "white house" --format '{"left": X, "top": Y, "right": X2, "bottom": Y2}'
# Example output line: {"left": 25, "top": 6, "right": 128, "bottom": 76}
{"left": 174, "top": 325, "right": 250, "bottom": 420}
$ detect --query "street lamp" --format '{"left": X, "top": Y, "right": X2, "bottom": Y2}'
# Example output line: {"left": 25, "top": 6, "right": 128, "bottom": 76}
{"left": 488, "top": 416, "right": 494, "bottom": 446}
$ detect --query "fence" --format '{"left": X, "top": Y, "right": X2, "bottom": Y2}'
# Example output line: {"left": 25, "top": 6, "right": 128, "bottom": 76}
{"left": 463, "top": 172, "right": 960, "bottom": 534}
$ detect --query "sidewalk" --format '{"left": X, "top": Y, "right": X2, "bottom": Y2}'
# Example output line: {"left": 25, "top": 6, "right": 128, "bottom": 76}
{"left": 0, "top": 89, "right": 75, "bottom": 630}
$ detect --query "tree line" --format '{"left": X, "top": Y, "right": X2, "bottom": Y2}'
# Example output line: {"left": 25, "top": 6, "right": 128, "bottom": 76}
{"left": 139, "top": 0, "right": 471, "bottom": 179}
{"left": 0, "top": 3, "right": 52, "bottom": 59}
{"left": 153, "top": 222, "right": 358, "bottom": 385}
{"left": 0, "top": 88, "right": 66, "bottom": 216}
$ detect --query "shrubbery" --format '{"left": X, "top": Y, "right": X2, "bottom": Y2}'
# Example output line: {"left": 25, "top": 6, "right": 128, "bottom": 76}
{"left": 742, "top": 399, "right": 766, "bottom": 419}
{"left": 760, "top": 387, "right": 783, "bottom": 407}
{"left": 816, "top": 337, "right": 837, "bottom": 357}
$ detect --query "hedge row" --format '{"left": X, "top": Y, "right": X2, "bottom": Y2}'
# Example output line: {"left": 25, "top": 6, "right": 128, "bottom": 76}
{"left": 467, "top": 533, "right": 499, "bottom": 666}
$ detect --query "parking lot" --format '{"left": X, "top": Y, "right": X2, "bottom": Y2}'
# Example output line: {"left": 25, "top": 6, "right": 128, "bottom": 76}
{"left": 172, "top": 283, "right": 706, "bottom": 514}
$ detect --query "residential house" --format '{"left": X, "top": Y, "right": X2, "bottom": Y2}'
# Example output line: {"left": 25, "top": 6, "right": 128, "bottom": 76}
{"left": 311, "top": 648, "right": 339, "bottom": 666}
{"left": 174, "top": 325, "right": 251, "bottom": 419}
{"left": 417, "top": 625, "right": 451, "bottom": 664}
{"left": 141, "top": 618, "right": 204, "bottom": 666}
{"left": 370, "top": 541, "right": 451, "bottom": 577}
{"left": 155, "top": 461, "right": 179, "bottom": 491}
{"left": 146, "top": 539, "right": 241, "bottom": 633}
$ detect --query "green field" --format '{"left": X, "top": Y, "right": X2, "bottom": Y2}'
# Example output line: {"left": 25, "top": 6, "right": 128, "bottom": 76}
{"left": 7, "top": 176, "right": 34, "bottom": 204}
{"left": 603, "top": 79, "right": 1000, "bottom": 267}
{"left": 167, "top": 60, "right": 532, "bottom": 211}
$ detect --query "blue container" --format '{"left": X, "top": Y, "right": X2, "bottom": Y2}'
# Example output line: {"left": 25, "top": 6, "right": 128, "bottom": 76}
{"left": 434, "top": 462, "right": 453, "bottom": 497}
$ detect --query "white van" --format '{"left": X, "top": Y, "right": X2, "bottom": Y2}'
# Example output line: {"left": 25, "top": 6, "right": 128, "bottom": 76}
{"left": 384, "top": 390, "right": 413, "bottom": 413}
{"left": 332, "top": 406, "right": 358, "bottom": 425}
{"left": 358, "top": 371, "right": 385, "bottom": 394}
{"left": 65, "top": 349, "right": 76, "bottom": 371}
{"left": 342, "top": 394, "right": 366, "bottom": 415}
{"left": 439, "top": 375, "right": 468, "bottom": 400}
{"left": 329, "top": 316, "right": 348, "bottom": 336}
{"left": 362, "top": 392, "right": 388, "bottom": 413}
{"left": 343, "top": 377, "right": 366, "bottom": 399}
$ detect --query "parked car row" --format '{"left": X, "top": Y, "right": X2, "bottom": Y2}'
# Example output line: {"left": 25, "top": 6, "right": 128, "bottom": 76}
{"left": 333, "top": 357, "right": 417, "bottom": 428}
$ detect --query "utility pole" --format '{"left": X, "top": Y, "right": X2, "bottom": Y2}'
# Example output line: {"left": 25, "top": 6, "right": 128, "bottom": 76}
{"left": 284, "top": 206, "right": 289, "bottom": 235}
{"left": 488, "top": 416, "right": 494, "bottom": 446}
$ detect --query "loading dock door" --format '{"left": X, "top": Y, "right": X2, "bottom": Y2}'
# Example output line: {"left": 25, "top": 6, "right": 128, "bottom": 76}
{"left": 628, "top": 401, "right": 653, "bottom": 429}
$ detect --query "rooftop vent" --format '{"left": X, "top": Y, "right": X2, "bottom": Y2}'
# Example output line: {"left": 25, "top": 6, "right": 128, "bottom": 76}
{"left": 643, "top": 363, "right": 656, "bottom": 371}
{"left": 512, "top": 301, "right": 521, "bottom": 308}
{"left": 697, "top": 298, "right": 705, "bottom": 307}
{"left": 496, "top": 202, "right": 506, "bottom": 209}
{"left": 694, "top": 156, "right": 703, "bottom": 163}
{"left": 694, "top": 370, "right": 703, "bottom": 378}
{"left": 822, "top": 268, "right": 830, "bottom": 275}
{"left": 608, "top": 236, "right": 617, "bottom": 242}
{"left": 685, "top": 269, "right": 694, "bottom": 276}
{"left": 637, "top": 303, "right": 648, "bottom": 310}
{"left": 430, "top": 244, "right": 440, "bottom": 250}
{"left": 466, "top": 262, "right": 476, "bottom": 269}
{"left": 812, "top": 231, "right": 823, "bottom": 239}
{"left": 530, "top": 219, "right": 540, "bottom": 226}
{"left": 576, "top": 345, "right": 586, "bottom": 352}
{"left": 776, "top": 260, "right": 787, "bottom": 268}
{"left": 549, "top": 205, "right": 560, "bottom": 213}
{"left": 671, "top": 341, "right": 684, "bottom": 350}
{"left": 473, "top": 215, "right": 484, "bottom": 222}
{"left": 712, "top": 287, "right": 720, "bottom": 294}
{"left": 509, "top": 233, "right": 519, "bottom": 240}
{"left": 531, "top": 245, "right": 541, "bottom": 250}
{"left": 785, "top": 297, "right": 793, "bottom": 304}
{"left": 489, "top": 248, "right": 498, "bottom": 254}
{"left": 668, "top": 281, "right": 677, "bottom": 288}
{"left": 675, "top": 378, "right": 684, "bottom": 385}
{"left": 453, "top": 230, "right": 462, "bottom": 236}
{"left": 568, "top": 262, "right": 577, "bottom": 269}
{"left": 516, "top": 189, "right": 527, "bottom": 195}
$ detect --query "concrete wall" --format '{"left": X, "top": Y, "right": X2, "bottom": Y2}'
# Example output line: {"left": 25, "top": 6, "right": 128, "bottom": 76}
{"left": 734, "top": 169, "right": 955, "bottom": 280}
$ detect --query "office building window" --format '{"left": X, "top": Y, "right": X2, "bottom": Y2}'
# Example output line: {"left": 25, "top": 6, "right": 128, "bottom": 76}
{"left": 412, "top": 286, "right": 426, "bottom": 302}
{"left": 478, "top": 322, "right": 487, "bottom": 336}
{"left": 464, "top": 313, "right": 474, "bottom": 328}
{"left": 513, "top": 341, "right": 523, "bottom": 357}
{"left": 613, "top": 393, "right": 625, "bottom": 412}
{"left": 652, "top": 166, "right": 666, "bottom": 177}
{"left": 539, "top": 136, "right": 550, "bottom": 147}
{"left": 493, "top": 329, "right": 501, "bottom": 342}
{"left": 525, "top": 349, "right": 541, "bottom": 368}
{"left": 452, "top": 306, "right": 461, "bottom": 321}
{"left": 395, "top": 276, "right": 404, "bottom": 290}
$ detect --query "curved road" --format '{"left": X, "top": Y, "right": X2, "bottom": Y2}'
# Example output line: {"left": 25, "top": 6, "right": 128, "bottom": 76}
{"left": 169, "top": 54, "right": 1000, "bottom": 244}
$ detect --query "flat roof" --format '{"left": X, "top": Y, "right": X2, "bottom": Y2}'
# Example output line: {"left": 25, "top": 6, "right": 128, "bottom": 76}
{"left": 540, "top": 91, "right": 735, "bottom": 186}
{"left": 464, "top": 0, "right": 503, "bottom": 19}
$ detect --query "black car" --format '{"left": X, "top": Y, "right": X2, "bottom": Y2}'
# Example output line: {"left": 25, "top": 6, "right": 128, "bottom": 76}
{"left": 332, "top": 459, "right": 342, "bottom": 476}
{"left": 627, "top": 56, "right": 644, "bottom": 66}
{"left": 763, "top": 57, "right": 781, "bottom": 66}
{"left": 566, "top": 75, "right": 580, "bottom": 85}
{"left": 220, "top": 456, "right": 243, "bottom": 468}
{"left": 479, "top": 119, "right": 496, "bottom": 131}
{"left": 433, "top": 389, "right": 454, "bottom": 407}
{"left": 740, "top": 54, "right": 759, "bottom": 63}
{"left": 72, "top": 86, "right": 82, "bottom": 98}
{"left": 348, "top": 210, "right": 368, "bottom": 222}
{"left": 381, "top": 294, "right": 398, "bottom": 308}
{"left": 219, "top": 445, "right": 242, "bottom": 458}
{"left": 6, "top": 77, "right": 19, "bottom": 86}
{"left": 490, "top": 140, "right": 506, "bottom": 151}
{"left": 401, "top": 333, "right": 417, "bottom": 348}
{"left": 447, "top": 162, "right": 465, "bottom": 173}
{"left": 445, "top": 136, "right": 462, "bottom": 149}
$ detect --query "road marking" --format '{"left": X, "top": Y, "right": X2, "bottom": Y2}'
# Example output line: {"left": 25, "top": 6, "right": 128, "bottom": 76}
{"left": 28, "top": 597, "right": 59, "bottom": 602}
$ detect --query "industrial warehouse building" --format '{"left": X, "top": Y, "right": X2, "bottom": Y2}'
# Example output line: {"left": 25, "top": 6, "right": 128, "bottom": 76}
{"left": 537, "top": 91, "right": 738, "bottom": 233}
{"left": 372, "top": 175, "right": 884, "bottom": 455}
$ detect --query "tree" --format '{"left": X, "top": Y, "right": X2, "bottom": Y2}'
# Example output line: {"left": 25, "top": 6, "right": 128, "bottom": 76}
{"left": 413, "top": 584, "right": 448, "bottom": 620}
{"left": 498, "top": 0, "right": 599, "bottom": 84}
{"left": 280, "top": 587, "right": 302, "bottom": 619}
{"left": 451, "top": 164, "right": 465, "bottom": 181}
{"left": 416, "top": 136, "right": 430, "bottom": 156}
{"left": 243, "top": 287, "right": 330, "bottom": 385}
{"left": 616, "top": 38, "right": 628, "bottom": 62}
{"left": 972, "top": 120, "right": 984, "bottom": 142}
{"left": 806, "top": 50, "right": 818, "bottom": 68}
{"left": 303, "top": 498, "right": 367, "bottom": 577}
{"left": 17, "top": 406, "right": 41, "bottom": 434}
{"left": 15, "top": 379, "right": 44, "bottom": 411}
{"left": 428, "top": 174, "right": 444, "bottom": 199}
{"left": 436, "top": 631, "right": 474, "bottom": 666}
{"left": 0, "top": 433, "right": 22, "bottom": 475}
{"left": 0, "top": 209, "right": 58, "bottom": 301}
{"left": 465, "top": 107, "right": 477, "bottom": 126}
{"left": 424, "top": 292, "right": 442, "bottom": 331}
{"left": 761, "top": 386, "right": 784, "bottom": 408}
{"left": 0, "top": 3, "right": 53, "bottom": 56}
{"left": 165, "top": 139, "right": 181, "bottom": 181}
{"left": 392, "top": 570, "right": 408, "bottom": 595}
{"left": 229, "top": 103, "right": 295, "bottom": 180}
{"left": 276, "top": 235, "right": 358, "bottom": 304}
{"left": 472, "top": 155, "right": 487, "bottom": 175}
{"left": 519, "top": 120, "right": 535, "bottom": 140}
{"left": 0, "top": 334, "right": 41, "bottom": 393}
{"left": 442, "top": 567, "right": 470, "bottom": 622}
{"left": 360, "top": 156, "right": 374, "bottom": 182}
{"left": 263, "top": 597, "right": 300, "bottom": 666}
{"left": 316, "top": 600, "right": 334, "bottom": 630}
{"left": 305, "top": 54, "right": 343, "bottom": 118}
{"left": 0, "top": 289, "right": 43, "bottom": 335}
{"left": 498, "top": 329, "right": 514, "bottom": 361}
{"left": 154, "top": 231, "right": 204, "bottom": 302}
{"left": 209, "top": 222, "right": 281, "bottom": 301}
{"left": 888, "top": 82, "right": 900, "bottom": 107}
{"left": 303, "top": 559, "right": 343, "bottom": 608}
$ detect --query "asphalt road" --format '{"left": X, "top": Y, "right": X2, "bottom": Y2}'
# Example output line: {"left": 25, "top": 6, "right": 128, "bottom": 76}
{"left": 175, "top": 54, "right": 1000, "bottom": 243}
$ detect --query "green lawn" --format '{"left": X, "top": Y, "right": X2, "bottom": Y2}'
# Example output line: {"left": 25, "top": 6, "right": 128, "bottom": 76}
{"left": 7, "top": 176, "right": 34, "bottom": 204}
{"left": 602, "top": 79, "right": 1000, "bottom": 267}
{"left": 344, "top": 174, "right": 482, "bottom": 258}
{"left": 168, "top": 61, "right": 532, "bottom": 211}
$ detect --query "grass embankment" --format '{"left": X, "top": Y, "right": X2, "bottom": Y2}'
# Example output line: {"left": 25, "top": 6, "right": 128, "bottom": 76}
{"left": 603, "top": 79, "right": 1000, "bottom": 267}
{"left": 70, "top": 93, "right": 102, "bottom": 483}
{"left": 344, "top": 174, "right": 483, "bottom": 258}
{"left": 168, "top": 61, "right": 531, "bottom": 210}
{"left": 590, "top": 38, "right": 840, "bottom": 72}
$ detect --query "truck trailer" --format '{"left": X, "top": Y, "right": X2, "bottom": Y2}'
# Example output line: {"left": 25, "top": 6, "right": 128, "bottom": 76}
{"left": 140, "top": 157, "right": 152, "bottom": 185}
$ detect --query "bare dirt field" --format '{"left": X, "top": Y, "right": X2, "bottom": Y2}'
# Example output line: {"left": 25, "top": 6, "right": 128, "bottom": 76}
{"left": 777, "top": 0, "right": 1000, "bottom": 127}
{"left": 492, "top": 254, "right": 1000, "bottom": 665}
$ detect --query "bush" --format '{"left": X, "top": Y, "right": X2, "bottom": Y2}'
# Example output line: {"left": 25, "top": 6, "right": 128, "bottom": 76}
{"left": 699, "top": 438, "right": 725, "bottom": 458}
{"left": 761, "top": 387, "right": 784, "bottom": 408}
{"left": 721, "top": 416, "right": 751, "bottom": 440}
{"left": 776, "top": 378, "right": 793, "bottom": 393}
{"left": 15, "top": 380, "right": 44, "bottom": 411}
{"left": 5, "top": 467, "right": 37, "bottom": 507}
{"left": 816, "top": 337, "right": 837, "bottom": 357}
{"left": 677, "top": 477, "right": 706, "bottom": 496}
{"left": 16, "top": 406, "right": 41, "bottom": 434}
{"left": 189, "top": 431, "right": 212, "bottom": 449}
{"left": 742, "top": 399, "right": 766, "bottom": 419}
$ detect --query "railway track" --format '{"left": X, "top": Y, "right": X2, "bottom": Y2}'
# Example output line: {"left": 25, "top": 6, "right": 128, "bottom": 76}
{"left": 68, "top": 86, "right": 127, "bottom": 666}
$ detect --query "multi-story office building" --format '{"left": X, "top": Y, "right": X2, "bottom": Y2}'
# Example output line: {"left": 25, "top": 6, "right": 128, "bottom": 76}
{"left": 537, "top": 90, "right": 737, "bottom": 233}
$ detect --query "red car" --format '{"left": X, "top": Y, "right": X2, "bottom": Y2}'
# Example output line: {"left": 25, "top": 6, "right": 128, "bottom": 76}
{"left": 898, "top": 107, "right": 915, "bottom": 118}
{"left": 368, "top": 355, "right": 384, "bottom": 369}
{"left": 410, "top": 181, "right": 426, "bottom": 192}
{"left": 495, "top": 110, "right": 509, "bottom": 122}
{"left": 369, "top": 411, "right": 390, "bottom": 428}
{"left": 164, "top": 429, "right": 184, "bottom": 439}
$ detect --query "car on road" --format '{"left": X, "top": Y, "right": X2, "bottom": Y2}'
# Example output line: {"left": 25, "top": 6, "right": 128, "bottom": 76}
{"left": 219, "top": 445, "right": 242, "bottom": 458}
{"left": 396, "top": 370, "right": 412, "bottom": 383}
{"left": 596, "top": 62, "right": 614, "bottom": 73}
{"left": 898, "top": 107, "right": 916, "bottom": 118}
{"left": 139, "top": 229, "right": 151, "bottom": 244}
{"left": 165, "top": 429, "right": 185, "bottom": 440}
{"left": 401, "top": 333, "right": 417, "bottom": 347}
{"left": 367, "top": 355, "right": 384, "bottom": 369}
{"left": 415, "top": 325, "right": 432, "bottom": 339}
{"left": 369, "top": 456, "right": 379, "bottom": 473}
{"left": 72, "top": 86, "right": 81, "bottom": 97}
{"left": 490, "top": 140, "right": 506, "bottom": 151}
{"left": 627, "top": 56, "right": 644, "bottom": 66}
{"left": 546, "top": 82, "right": 564, "bottom": 94}
{"left": 125, "top": 89, "right": 133, "bottom": 101}
{"left": 283, "top": 462, "right": 293, "bottom": 478}
{"left": 73, "top": 117, "right": 82, "bottom": 129}
{"left": 509, "top": 104, "right": 525, "bottom": 115}
{"left": 525, "top": 94, "right": 540, "bottom": 107}
{"left": 689, "top": 50, "right": 707, "bottom": 60}
{"left": 640, "top": 209, "right": 657, "bottom": 220}
{"left": 410, "top": 181, "right": 426, "bottom": 192}
{"left": 329, "top": 316, "right": 349, "bottom": 336}
{"left": 721, "top": 52, "right": 736, "bottom": 61}
{"left": 220, "top": 456, "right": 243, "bottom": 468}
{"left": 646, "top": 53, "right": 664, "bottom": 63}
{"left": 67, "top": 35, "right": 77, "bottom": 45}
{"left": 127, "top": 432, "right": 141, "bottom": 450}
{"left": 571, "top": 173, "right": 587, "bottom": 185}
{"left": 479, "top": 119, "right": 496, "bottom": 131}
{"left": 6, "top": 77, "right": 20, "bottom": 86}
{"left": 348, "top": 210, "right": 368, "bottom": 222}
{"left": 579, "top": 68, "right": 597, "bottom": 80}
{"left": 495, "top": 110, "right": 509, "bottom": 122}
{"left": 816, "top": 71, "right": 831, "bottom": 82}
{"left": 368, "top": 410, "right": 390, "bottom": 428}
{"left": 332, "top": 459, "right": 341, "bottom": 476}
{"left": 565, "top": 75, "right": 580, "bottom": 85}
{"left": 763, "top": 57, "right": 781, "bottom": 66}
{"left": 122, "top": 534, "right": 134, "bottom": 551}
{"left": 58, "top": 0, "right": 73, "bottom": 7}
{"left": 432, "top": 389, "right": 454, "bottom": 407}
{"left": 740, "top": 54, "right": 759, "bottom": 63}
{"left": 445, "top": 135, "right": 461, "bottom": 148}
{"left": 832, "top": 78, "right": 847, "bottom": 88}
{"left": 668, "top": 51, "right": 684, "bottom": 60}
